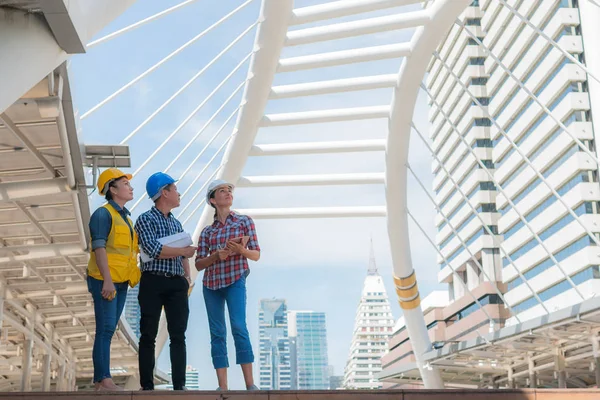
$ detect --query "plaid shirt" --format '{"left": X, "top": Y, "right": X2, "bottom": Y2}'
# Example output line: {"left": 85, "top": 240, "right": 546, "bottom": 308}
{"left": 196, "top": 212, "right": 260, "bottom": 290}
{"left": 134, "top": 206, "right": 185, "bottom": 276}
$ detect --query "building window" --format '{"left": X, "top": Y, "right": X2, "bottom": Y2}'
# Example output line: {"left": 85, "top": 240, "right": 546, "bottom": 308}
{"left": 465, "top": 18, "right": 481, "bottom": 26}
{"left": 472, "top": 97, "right": 490, "bottom": 106}
{"left": 469, "top": 57, "right": 486, "bottom": 65}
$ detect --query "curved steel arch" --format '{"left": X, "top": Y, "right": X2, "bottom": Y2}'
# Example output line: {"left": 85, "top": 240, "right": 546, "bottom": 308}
{"left": 153, "top": 0, "right": 471, "bottom": 389}
{"left": 386, "top": 0, "right": 472, "bottom": 388}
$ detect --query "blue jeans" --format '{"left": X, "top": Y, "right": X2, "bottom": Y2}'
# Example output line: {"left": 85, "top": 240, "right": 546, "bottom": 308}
{"left": 87, "top": 276, "right": 128, "bottom": 383}
{"left": 203, "top": 275, "right": 254, "bottom": 369}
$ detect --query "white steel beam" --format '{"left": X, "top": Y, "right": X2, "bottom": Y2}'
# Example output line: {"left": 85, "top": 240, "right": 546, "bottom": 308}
{"left": 270, "top": 74, "right": 397, "bottom": 99}
{"left": 290, "top": 0, "right": 421, "bottom": 26}
{"left": 237, "top": 206, "right": 386, "bottom": 219}
{"left": 0, "top": 113, "right": 57, "bottom": 176}
{"left": 386, "top": 0, "right": 472, "bottom": 389}
{"left": 286, "top": 10, "right": 430, "bottom": 46}
{"left": 0, "top": 243, "right": 85, "bottom": 265}
{"left": 0, "top": 1, "right": 136, "bottom": 113}
{"left": 14, "top": 284, "right": 88, "bottom": 299}
{"left": 249, "top": 139, "right": 386, "bottom": 156}
{"left": 237, "top": 173, "right": 384, "bottom": 187}
{"left": 0, "top": 177, "right": 72, "bottom": 203}
{"left": 260, "top": 106, "right": 390, "bottom": 127}
{"left": 278, "top": 43, "right": 411, "bottom": 72}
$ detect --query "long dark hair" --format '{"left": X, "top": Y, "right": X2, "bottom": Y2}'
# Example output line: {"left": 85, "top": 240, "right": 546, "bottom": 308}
{"left": 209, "top": 191, "right": 217, "bottom": 220}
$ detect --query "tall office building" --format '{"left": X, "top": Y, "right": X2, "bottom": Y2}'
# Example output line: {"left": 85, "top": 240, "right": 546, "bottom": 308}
{"left": 343, "top": 243, "right": 395, "bottom": 389}
{"left": 430, "top": 0, "right": 600, "bottom": 327}
{"left": 381, "top": 0, "right": 600, "bottom": 386}
{"left": 123, "top": 284, "right": 141, "bottom": 339}
{"left": 258, "top": 299, "right": 291, "bottom": 390}
{"left": 288, "top": 310, "right": 329, "bottom": 390}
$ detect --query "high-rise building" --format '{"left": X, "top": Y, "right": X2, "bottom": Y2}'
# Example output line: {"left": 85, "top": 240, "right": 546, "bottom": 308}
{"left": 430, "top": 0, "right": 600, "bottom": 328}
{"left": 157, "top": 365, "right": 200, "bottom": 390}
{"left": 343, "top": 242, "right": 395, "bottom": 389}
{"left": 258, "top": 299, "right": 291, "bottom": 390}
{"left": 380, "top": 0, "right": 600, "bottom": 388}
{"left": 123, "top": 284, "right": 141, "bottom": 339}
{"left": 329, "top": 366, "right": 344, "bottom": 390}
{"left": 288, "top": 310, "right": 329, "bottom": 390}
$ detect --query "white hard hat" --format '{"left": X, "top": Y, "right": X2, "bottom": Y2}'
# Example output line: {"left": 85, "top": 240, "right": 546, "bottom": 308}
{"left": 206, "top": 179, "right": 235, "bottom": 205}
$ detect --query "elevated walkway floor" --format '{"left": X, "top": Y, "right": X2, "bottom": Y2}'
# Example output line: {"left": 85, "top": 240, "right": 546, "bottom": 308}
{"left": 1, "top": 389, "right": 599, "bottom": 399}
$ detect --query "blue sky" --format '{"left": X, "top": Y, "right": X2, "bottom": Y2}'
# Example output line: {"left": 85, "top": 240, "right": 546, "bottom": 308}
{"left": 70, "top": 0, "right": 441, "bottom": 389}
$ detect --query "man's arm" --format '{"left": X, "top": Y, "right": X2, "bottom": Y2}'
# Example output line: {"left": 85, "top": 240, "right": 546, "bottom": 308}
{"left": 182, "top": 258, "right": 191, "bottom": 283}
{"left": 135, "top": 214, "right": 194, "bottom": 260}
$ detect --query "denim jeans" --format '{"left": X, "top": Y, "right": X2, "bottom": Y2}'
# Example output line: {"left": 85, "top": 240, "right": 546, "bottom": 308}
{"left": 87, "top": 276, "right": 128, "bottom": 383}
{"left": 203, "top": 275, "right": 254, "bottom": 369}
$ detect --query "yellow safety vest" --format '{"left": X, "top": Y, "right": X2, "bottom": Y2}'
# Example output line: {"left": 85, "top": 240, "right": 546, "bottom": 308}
{"left": 87, "top": 203, "right": 141, "bottom": 288}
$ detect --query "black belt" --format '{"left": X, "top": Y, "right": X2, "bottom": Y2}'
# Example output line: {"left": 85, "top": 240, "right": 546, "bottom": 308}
{"left": 143, "top": 270, "right": 183, "bottom": 278}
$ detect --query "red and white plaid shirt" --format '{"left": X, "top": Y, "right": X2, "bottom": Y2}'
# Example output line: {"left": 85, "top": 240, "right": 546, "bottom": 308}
{"left": 197, "top": 212, "right": 260, "bottom": 290}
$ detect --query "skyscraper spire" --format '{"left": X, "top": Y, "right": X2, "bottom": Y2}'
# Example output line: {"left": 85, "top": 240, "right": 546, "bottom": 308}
{"left": 367, "top": 236, "right": 378, "bottom": 276}
{"left": 343, "top": 237, "right": 394, "bottom": 389}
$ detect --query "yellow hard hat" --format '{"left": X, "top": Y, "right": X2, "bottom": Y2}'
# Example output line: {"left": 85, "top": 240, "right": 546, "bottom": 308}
{"left": 97, "top": 168, "right": 133, "bottom": 196}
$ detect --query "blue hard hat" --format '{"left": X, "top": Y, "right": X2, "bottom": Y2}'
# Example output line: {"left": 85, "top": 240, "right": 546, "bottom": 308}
{"left": 146, "top": 172, "right": 177, "bottom": 201}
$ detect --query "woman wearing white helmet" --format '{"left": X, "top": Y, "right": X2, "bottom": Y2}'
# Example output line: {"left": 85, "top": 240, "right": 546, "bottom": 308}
{"left": 195, "top": 179, "right": 261, "bottom": 391}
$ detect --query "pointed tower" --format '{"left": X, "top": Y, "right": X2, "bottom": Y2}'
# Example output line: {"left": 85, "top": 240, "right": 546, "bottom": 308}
{"left": 343, "top": 240, "right": 395, "bottom": 389}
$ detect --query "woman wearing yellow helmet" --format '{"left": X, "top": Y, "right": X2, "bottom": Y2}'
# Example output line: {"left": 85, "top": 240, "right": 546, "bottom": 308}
{"left": 87, "top": 168, "right": 140, "bottom": 391}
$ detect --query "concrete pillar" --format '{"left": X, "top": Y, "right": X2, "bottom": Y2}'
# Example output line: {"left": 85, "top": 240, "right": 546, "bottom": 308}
{"left": 507, "top": 367, "right": 515, "bottom": 389}
{"left": 452, "top": 271, "right": 466, "bottom": 300}
{"left": 591, "top": 337, "right": 600, "bottom": 388}
{"left": 466, "top": 261, "right": 480, "bottom": 290}
{"left": 20, "top": 339, "right": 33, "bottom": 391}
{"left": 57, "top": 363, "right": 66, "bottom": 391}
{"left": 41, "top": 354, "right": 51, "bottom": 391}
{"left": 0, "top": 283, "right": 5, "bottom": 331}
{"left": 528, "top": 356, "right": 537, "bottom": 389}
{"left": 555, "top": 349, "right": 567, "bottom": 388}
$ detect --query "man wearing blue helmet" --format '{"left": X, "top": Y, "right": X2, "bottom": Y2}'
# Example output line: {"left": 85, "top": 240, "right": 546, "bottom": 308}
{"left": 134, "top": 172, "right": 196, "bottom": 391}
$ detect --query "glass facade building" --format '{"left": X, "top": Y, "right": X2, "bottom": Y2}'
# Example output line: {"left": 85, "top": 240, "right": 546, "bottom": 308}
{"left": 258, "top": 298, "right": 291, "bottom": 390}
{"left": 288, "top": 311, "right": 329, "bottom": 390}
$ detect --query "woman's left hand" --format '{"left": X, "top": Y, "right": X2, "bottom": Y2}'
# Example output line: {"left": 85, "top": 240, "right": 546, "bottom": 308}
{"left": 226, "top": 240, "right": 245, "bottom": 255}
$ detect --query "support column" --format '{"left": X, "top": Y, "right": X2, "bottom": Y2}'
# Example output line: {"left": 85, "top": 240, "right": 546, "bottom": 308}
{"left": 528, "top": 356, "right": 537, "bottom": 389}
{"left": 507, "top": 368, "right": 515, "bottom": 389}
{"left": 20, "top": 339, "right": 33, "bottom": 391}
{"left": 555, "top": 348, "right": 567, "bottom": 388}
{"left": 591, "top": 337, "right": 600, "bottom": 388}
{"left": 0, "top": 282, "right": 5, "bottom": 330}
{"left": 386, "top": 0, "right": 471, "bottom": 389}
{"left": 57, "top": 363, "right": 66, "bottom": 392}
{"left": 42, "top": 354, "right": 51, "bottom": 391}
